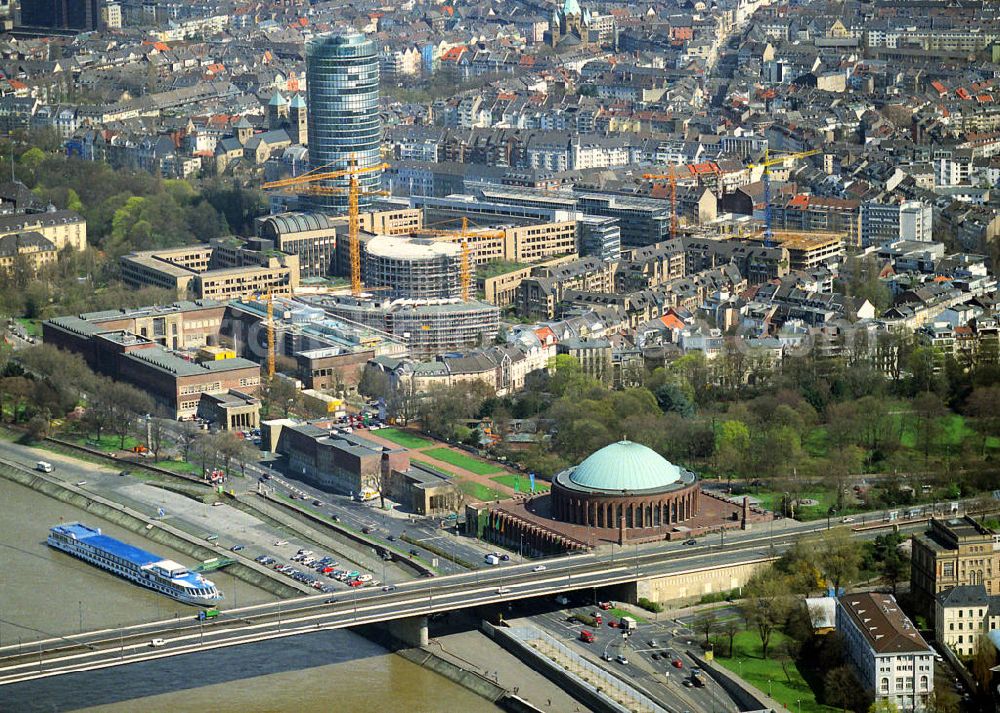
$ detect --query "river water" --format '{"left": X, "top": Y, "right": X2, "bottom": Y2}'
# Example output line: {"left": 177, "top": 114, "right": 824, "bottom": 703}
{"left": 0, "top": 478, "right": 498, "bottom": 712}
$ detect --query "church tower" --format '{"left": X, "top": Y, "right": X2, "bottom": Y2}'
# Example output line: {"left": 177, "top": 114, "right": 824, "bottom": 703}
{"left": 288, "top": 93, "right": 307, "bottom": 145}
{"left": 267, "top": 89, "right": 288, "bottom": 131}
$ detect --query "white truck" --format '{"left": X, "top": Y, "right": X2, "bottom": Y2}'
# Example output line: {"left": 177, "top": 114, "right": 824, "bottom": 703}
{"left": 484, "top": 554, "right": 501, "bottom": 565}
{"left": 620, "top": 616, "right": 638, "bottom": 633}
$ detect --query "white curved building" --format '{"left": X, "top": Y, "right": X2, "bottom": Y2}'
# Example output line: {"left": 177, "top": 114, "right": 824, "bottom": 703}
{"left": 364, "top": 235, "right": 465, "bottom": 300}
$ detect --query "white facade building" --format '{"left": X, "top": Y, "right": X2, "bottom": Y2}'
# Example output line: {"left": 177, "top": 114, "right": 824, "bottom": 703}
{"left": 837, "top": 593, "right": 935, "bottom": 712}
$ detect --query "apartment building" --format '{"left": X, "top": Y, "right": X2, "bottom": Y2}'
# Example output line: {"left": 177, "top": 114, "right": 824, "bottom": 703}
{"left": 934, "top": 584, "right": 1000, "bottom": 657}
{"left": 837, "top": 592, "right": 935, "bottom": 712}
{"left": 517, "top": 257, "right": 616, "bottom": 319}
{"left": 0, "top": 231, "right": 57, "bottom": 274}
{"left": 861, "top": 201, "right": 933, "bottom": 247}
{"left": 0, "top": 209, "right": 86, "bottom": 252}
{"left": 774, "top": 194, "right": 861, "bottom": 247}
{"left": 433, "top": 220, "right": 579, "bottom": 265}
{"left": 911, "top": 516, "right": 1000, "bottom": 620}
{"left": 766, "top": 231, "right": 846, "bottom": 271}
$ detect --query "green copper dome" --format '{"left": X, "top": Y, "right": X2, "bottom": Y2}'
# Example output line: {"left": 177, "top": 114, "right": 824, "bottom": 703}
{"left": 568, "top": 441, "right": 681, "bottom": 492}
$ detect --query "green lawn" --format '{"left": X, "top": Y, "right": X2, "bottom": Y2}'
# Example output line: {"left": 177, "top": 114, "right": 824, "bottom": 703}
{"left": 458, "top": 480, "right": 509, "bottom": 502}
{"left": 608, "top": 607, "right": 646, "bottom": 623}
{"left": 715, "top": 630, "right": 836, "bottom": 713}
{"left": 158, "top": 459, "right": 201, "bottom": 475}
{"left": 491, "top": 473, "right": 550, "bottom": 493}
{"left": 378, "top": 428, "right": 434, "bottom": 449}
{"left": 78, "top": 434, "right": 142, "bottom": 453}
{"left": 424, "top": 447, "right": 503, "bottom": 475}
{"left": 16, "top": 318, "right": 40, "bottom": 337}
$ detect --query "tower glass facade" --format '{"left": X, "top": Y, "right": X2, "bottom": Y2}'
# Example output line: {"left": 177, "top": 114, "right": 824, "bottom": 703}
{"left": 306, "top": 31, "right": 382, "bottom": 213}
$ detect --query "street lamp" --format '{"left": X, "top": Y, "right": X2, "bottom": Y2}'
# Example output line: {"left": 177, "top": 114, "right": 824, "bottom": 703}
{"left": 827, "top": 506, "right": 837, "bottom": 530}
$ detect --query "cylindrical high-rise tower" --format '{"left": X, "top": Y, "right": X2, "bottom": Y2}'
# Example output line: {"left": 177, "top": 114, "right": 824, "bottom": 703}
{"left": 306, "top": 31, "right": 382, "bottom": 213}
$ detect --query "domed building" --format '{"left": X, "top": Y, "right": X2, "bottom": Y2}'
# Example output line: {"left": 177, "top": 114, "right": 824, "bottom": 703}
{"left": 550, "top": 441, "right": 700, "bottom": 534}
{"left": 469, "top": 439, "right": 760, "bottom": 556}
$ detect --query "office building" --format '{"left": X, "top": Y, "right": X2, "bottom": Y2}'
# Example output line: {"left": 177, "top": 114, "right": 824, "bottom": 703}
{"left": 575, "top": 193, "right": 672, "bottom": 248}
{"left": 836, "top": 592, "right": 934, "bottom": 711}
{"left": 364, "top": 235, "right": 464, "bottom": 300}
{"left": 861, "top": 201, "right": 933, "bottom": 247}
{"left": 911, "top": 516, "right": 1000, "bottom": 620}
{"left": 19, "top": 0, "right": 99, "bottom": 30}
{"left": 577, "top": 215, "right": 621, "bottom": 262}
{"left": 120, "top": 239, "right": 300, "bottom": 301}
{"left": 307, "top": 294, "right": 499, "bottom": 358}
{"left": 40, "top": 321, "right": 260, "bottom": 419}
{"left": 306, "top": 31, "right": 382, "bottom": 213}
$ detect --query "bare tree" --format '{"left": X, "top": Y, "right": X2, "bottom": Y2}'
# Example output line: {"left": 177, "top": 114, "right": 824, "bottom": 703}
{"left": 721, "top": 618, "right": 740, "bottom": 657}
{"left": 176, "top": 420, "right": 200, "bottom": 462}
{"left": 232, "top": 435, "right": 259, "bottom": 479}
{"left": 149, "top": 418, "right": 166, "bottom": 462}
{"left": 694, "top": 611, "right": 717, "bottom": 648}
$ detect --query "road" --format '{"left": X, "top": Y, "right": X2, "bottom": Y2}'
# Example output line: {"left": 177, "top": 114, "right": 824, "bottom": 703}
{"left": 153, "top": 417, "right": 494, "bottom": 573}
{"left": 0, "top": 507, "right": 934, "bottom": 686}
{"left": 525, "top": 605, "right": 736, "bottom": 713}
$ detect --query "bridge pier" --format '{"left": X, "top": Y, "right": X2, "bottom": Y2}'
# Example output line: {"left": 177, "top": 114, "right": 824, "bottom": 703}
{"left": 386, "top": 615, "right": 429, "bottom": 648}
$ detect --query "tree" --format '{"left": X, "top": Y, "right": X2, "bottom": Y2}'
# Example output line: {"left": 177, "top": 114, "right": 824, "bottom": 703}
{"left": 655, "top": 382, "right": 695, "bottom": 417}
{"left": 359, "top": 366, "right": 391, "bottom": 401}
{"left": 965, "top": 386, "right": 1000, "bottom": 455}
{"left": 721, "top": 618, "right": 740, "bottom": 658}
{"left": 176, "top": 421, "right": 199, "bottom": 462}
{"left": 716, "top": 419, "right": 750, "bottom": 485}
{"left": 192, "top": 432, "right": 216, "bottom": 476}
{"left": 868, "top": 700, "right": 900, "bottom": 713}
{"left": 103, "top": 382, "right": 153, "bottom": 450}
{"left": 259, "top": 375, "right": 298, "bottom": 418}
{"left": 912, "top": 391, "right": 946, "bottom": 464}
{"left": 818, "top": 528, "right": 861, "bottom": 593}
{"left": 739, "top": 572, "right": 792, "bottom": 659}
{"left": 26, "top": 411, "right": 50, "bottom": 442}
{"left": 924, "top": 687, "right": 960, "bottom": 713}
{"left": 693, "top": 611, "right": 717, "bottom": 648}
{"left": 231, "top": 435, "right": 259, "bottom": 479}
{"left": 972, "top": 628, "right": 997, "bottom": 690}
{"left": 149, "top": 417, "right": 166, "bottom": 461}
{"left": 824, "top": 665, "right": 864, "bottom": 713}
{"left": 212, "top": 431, "right": 244, "bottom": 477}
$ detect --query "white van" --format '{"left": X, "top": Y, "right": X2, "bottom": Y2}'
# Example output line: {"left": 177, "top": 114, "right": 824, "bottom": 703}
{"left": 35, "top": 461, "right": 53, "bottom": 473}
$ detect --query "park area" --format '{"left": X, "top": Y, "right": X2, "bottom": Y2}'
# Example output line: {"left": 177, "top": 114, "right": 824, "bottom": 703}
{"left": 363, "top": 427, "right": 545, "bottom": 503}
{"left": 714, "top": 629, "right": 836, "bottom": 713}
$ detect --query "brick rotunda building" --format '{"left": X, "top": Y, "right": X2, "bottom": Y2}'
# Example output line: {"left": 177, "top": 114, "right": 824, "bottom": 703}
{"left": 470, "top": 440, "right": 762, "bottom": 554}
{"left": 550, "top": 440, "right": 700, "bottom": 536}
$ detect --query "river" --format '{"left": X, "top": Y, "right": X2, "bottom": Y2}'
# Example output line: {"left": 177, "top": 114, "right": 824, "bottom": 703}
{"left": 0, "top": 478, "right": 498, "bottom": 712}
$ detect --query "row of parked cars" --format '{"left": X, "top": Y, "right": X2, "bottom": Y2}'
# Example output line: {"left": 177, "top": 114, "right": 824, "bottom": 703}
{"left": 263, "top": 549, "right": 382, "bottom": 591}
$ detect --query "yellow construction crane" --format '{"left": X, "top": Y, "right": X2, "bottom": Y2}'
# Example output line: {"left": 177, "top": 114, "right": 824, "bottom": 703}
{"left": 746, "top": 148, "right": 821, "bottom": 247}
{"left": 641, "top": 167, "right": 682, "bottom": 240}
{"left": 413, "top": 217, "right": 505, "bottom": 301}
{"left": 263, "top": 157, "right": 390, "bottom": 296}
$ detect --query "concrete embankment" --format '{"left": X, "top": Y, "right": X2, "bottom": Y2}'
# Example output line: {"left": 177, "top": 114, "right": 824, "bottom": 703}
{"left": 359, "top": 623, "right": 543, "bottom": 713}
{"left": 0, "top": 460, "right": 304, "bottom": 599}
{"left": 487, "top": 622, "right": 656, "bottom": 713}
